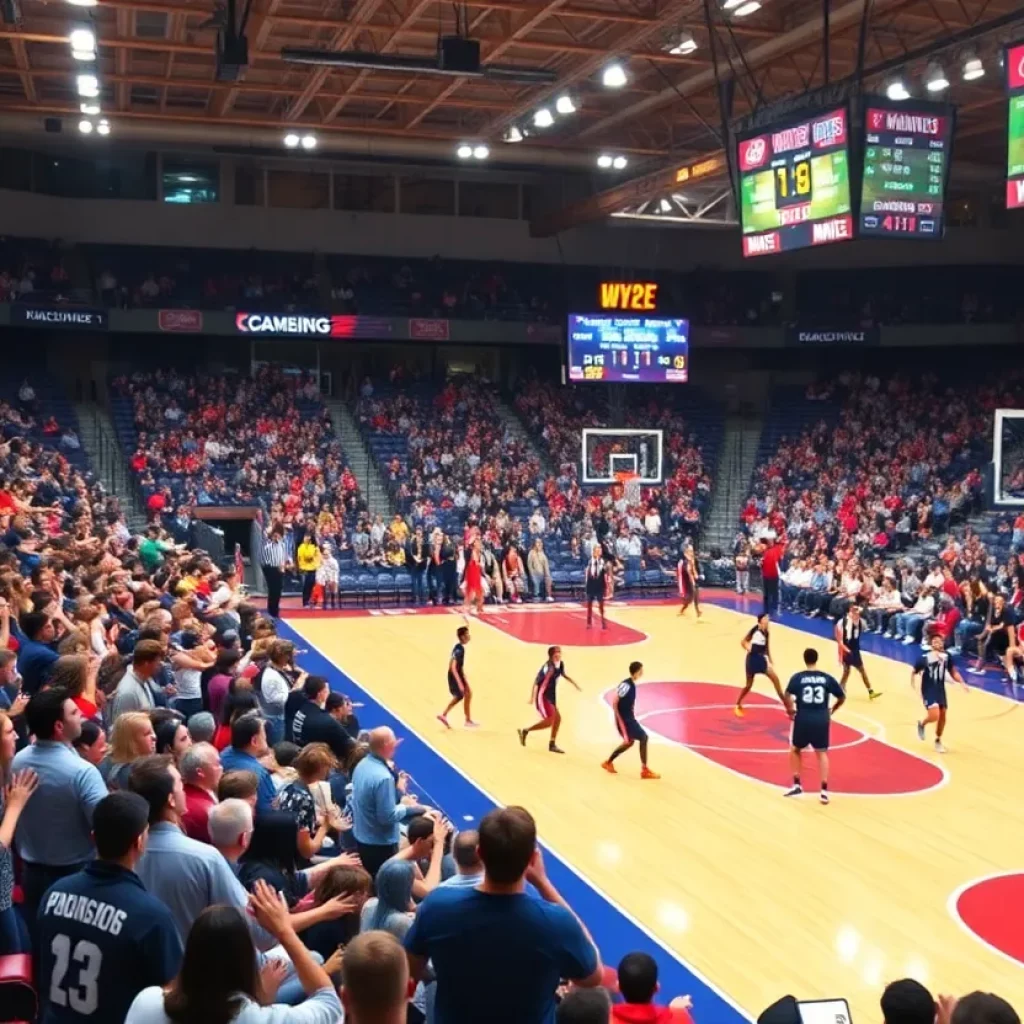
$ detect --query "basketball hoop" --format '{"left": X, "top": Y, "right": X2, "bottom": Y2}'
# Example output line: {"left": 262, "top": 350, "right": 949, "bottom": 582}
{"left": 615, "top": 471, "right": 642, "bottom": 507}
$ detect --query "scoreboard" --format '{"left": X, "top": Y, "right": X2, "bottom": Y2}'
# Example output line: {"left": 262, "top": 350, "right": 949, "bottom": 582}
{"left": 1007, "top": 42, "right": 1024, "bottom": 210}
{"left": 737, "top": 105, "right": 853, "bottom": 257}
{"left": 859, "top": 99, "right": 953, "bottom": 238}
{"left": 567, "top": 315, "right": 689, "bottom": 384}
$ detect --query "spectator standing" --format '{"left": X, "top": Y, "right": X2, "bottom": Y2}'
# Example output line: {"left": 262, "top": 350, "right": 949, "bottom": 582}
{"left": 407, "top": 526, "right": 429, "bottom": 605}
{"left": 12, "top": 690, "right": 107, "bottom": 935}
{"left": 405, "top": 805, "right": 602, "bottom": 1024}
{"left": 0, "top": 710, "right": 37, "bottom": 953}
{"left": 351, "top": 726, "right": 422, "bottom": 878}
{"left": 125, "top": 880, "right": 343, "bottom": 1024}
{"left": 179, "top": 741, "right": 223, "bottom": 843}
{"left": 220, "top": 714, "right": 277, "bottom": 813}
{"left": 528, "top": 538, "right": 554, "bottom": 602}
{"left": 258, "top": 523, "right": 291, "bottom": 619}
{"left": 258, "top": 640, "right": 301, "bottom": 745}
{"left": 102, "top": 712, "right": 157, "bottom": 790}
{"left": 17, "top": 610, "right": 59, "bottom": 695}
{"left": 340, "top": 930, "right": 410, "bottom": 1024}
{"left": 36, "top": 792, "right": 182, "bottom": 1024}
{"left": 110, "top": 640, "right": 166, "bottom": 721}
{"left": 290, "top": 675, "right": 355, "bottom": 761}
{"left": 296, "top": 532, "right": 322, "bottom": 608}
{"left": 759, "top": 536, "right": 785, "bottom": 615}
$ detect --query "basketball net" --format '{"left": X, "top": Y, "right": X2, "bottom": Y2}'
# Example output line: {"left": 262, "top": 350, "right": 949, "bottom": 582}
{"left": 615, "top": 471, "right": 642, "bottom": 507}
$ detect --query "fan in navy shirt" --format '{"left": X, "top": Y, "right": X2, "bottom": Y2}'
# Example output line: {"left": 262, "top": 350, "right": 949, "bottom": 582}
{"left": 783, "top": 648, "right": 846, "bottom": 804}
{"left": 37, "top": 791, "right": 182, "bottom": 1024}
{"left": 405, "top": 806, "right": 602, "bottom": 1024}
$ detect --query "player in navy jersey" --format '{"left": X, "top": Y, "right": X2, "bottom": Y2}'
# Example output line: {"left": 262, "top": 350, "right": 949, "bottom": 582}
{"left": 913, "top": 633, "right": 968, "bottom": 753}
{"left": 584, "top": 546, "right": 611, "bottom": 629}
{"left": 835, "top": 604, "right": 881, "bottom": 700}
{"left": 735, "top": 613, "right": 784, "bottom": 716}
{"left": 783, "top": 648, "right": 846, "bottom": 804}
{"left": 601, "top": 661, "right": 659, "bottom": 779}
{"left": 438, "top": 626, "right": 478, "bottom": 729}
{"left": 518, "top": 645, "right": 581, "bottom": 754}
{"left": 37, "top": 791, "right": 181, "bottom": 1024}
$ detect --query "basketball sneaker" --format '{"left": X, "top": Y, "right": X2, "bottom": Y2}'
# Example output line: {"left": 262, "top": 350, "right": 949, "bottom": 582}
{"left": 437, "top": 714, "right": 450, "bottom": 729}
{"left": 734, "top": 706, "right": 745, "bottom": 718}
{"left": 783, "top": 784, "right": 803, "bottom": 797}
{"left": 640, "top": 766, "right": 660, "bottom": 780}
{"left": 917, "top": 721, "right": 925, "bottom": 741}
{"left": 820, "top": 791, "right": 830, "bottom": 805}
{"left": 517, "top": 728, "right": 527, "bottom": 746}
{"left": 934, "top": 740, "right": 947, "bottom": 753}
{"left": 600, "top": 761, "right": 617, "bottom": 774}
{"left": 548, "top": 742, "right": 565, "bottom": 754}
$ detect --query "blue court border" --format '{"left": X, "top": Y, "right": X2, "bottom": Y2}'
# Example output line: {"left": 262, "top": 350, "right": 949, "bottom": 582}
{"left": 277, "top": 618, "right": 753, "bottom": 1024}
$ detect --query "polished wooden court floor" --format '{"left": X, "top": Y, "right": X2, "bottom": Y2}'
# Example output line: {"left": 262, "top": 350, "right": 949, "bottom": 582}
{"left": 290, "top": 597, "right": 1024, "bottom": 1020}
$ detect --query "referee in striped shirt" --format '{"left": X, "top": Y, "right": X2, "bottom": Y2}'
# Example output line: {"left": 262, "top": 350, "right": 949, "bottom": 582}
{"left": 259, "top": 522, "right": 292, "bottom": 618}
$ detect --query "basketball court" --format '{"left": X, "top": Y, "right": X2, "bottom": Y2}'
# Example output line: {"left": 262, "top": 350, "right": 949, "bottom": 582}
{"left": 280, "top": 594, "right": 1024, "bottom": 1024}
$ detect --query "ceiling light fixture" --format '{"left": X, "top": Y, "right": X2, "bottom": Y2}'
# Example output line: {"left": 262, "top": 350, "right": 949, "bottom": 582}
{"left": 924, "top": 62, "right": 949, "bottom": 92}
{"left": 66, "top": 0, "right": 98, "bottom": 6}
{"left": 533, "top": 107, "right": 554, "bottom": 128}
{"left": 76, "top": 73, "right": 99, "bottom": 97}
{"left": 504, "top": 125, "right": 523, "bottom": 143}
{"left": 885, "top": 78, "right": 910, "bottom": 100}
{"left": 597, "top": 154, "right": 614, "bottom": 169}
{"left": 731, "top": 1, "right": 761, "bottom": 16}
{"left": 555, "top": 94, "right": 576, "bottom": 115}
{"left": 602, "top": 62, "right": 627, "bottom": 89}
{"left": 668, "top": 32, "right": 697, "bottom": 55}
{"left": 80, "top": 101, "right": 100, "bottom": 115}
{"left": 659, "top": 199, "right": 672, "bottom": 212}
{"left": 283, "top": 133, "right": 300, "bottom": 148}
{"left": 78, "top": 119, "right": 93, "bottom": 134}
{"left": 962, "top": 54, "right": 984, "bottom": 81}
{"left": 457, "top": 143, "right": 473, "bottom": 159}
{"left": 300, "top": 134, "right": 317, "bottom": 149}
{"left": 473, "top": 144, "right": 489, "bottom": 159}
{"left": 96, "top": 119, "right": 110, "bottom": 135}
{"left": 69, "top": 27, "right": 95, "bottom": 51}
{"left": 612, "top": 155, "right": 628, "bottom": 170}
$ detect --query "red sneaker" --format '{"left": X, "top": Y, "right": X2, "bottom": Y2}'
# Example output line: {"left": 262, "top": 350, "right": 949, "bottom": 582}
{"left": 641, "top": 767, "right": 661, "bottom": 780}
{"left": 600, "top": 761, "right": 617, "bottom": 774}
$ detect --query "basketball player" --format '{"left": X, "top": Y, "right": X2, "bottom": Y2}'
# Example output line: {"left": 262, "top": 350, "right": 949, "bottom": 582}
{"left": 461, "top": 538, "right": 485, "bottom": 621}
{"left": 584, "top": 544, "right": 610, "bottom": 630}
{"left": 835, "top": 604, "right": 882, "bottom": 700}
{"left": 518, "top": 645, "right": 581, "bottom": 754}
{"left": 735, "top": 612, "right": 784, "bottom": 716}
{"left": 676, "top": 541, "right": 702, "bottom": 618}
{"left": 913, "top": 633, "right": 968, "bottom": 753}
{"left": 438, "top": 626, "right": 478, "bottom": 729}
{"left": 784, "top": 647, "right": 846, "bottom": 804}
{"left": 601, "top": 660, "right": 659, "bottom": 779}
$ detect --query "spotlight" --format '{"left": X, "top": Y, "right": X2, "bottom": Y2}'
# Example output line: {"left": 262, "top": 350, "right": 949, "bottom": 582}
{"left": 597, "top": 154, "right": 613, "bottom": 169}
{"left": 924, "top": 62, "right": 949, "bottom": 92}
{"left": 78, "top": 119, "right": 93, "bottom": 134}
{"left": 612, "top": 155, "right": 628, "bottom": 170}
{"left": 504, "top": 125, "right": 523, "bottom": 143}
{"left": 555, "top": 94, "right": 576, "bottom": 115}
{"left": 533, "top": 107, "right": 554, "bottom": 128}
{"left": 962, "top": 54, "right": 984, "bottom": 81}
{"left": 300, "top": 134, "right": 317, "bottom": 149}
{"left": 69, "top": 27, "right": 95, "bottom": 51}
{"left": 283, "top": 133, "right": 299, "bottom": 148}
{"left": 472, "top": 144, "right": 489, "bottom": 159}
{"left": 731, "top": 1, "right": 761, "bottom": 15}
{"left": 457, "top": 143, "right": 473, "bottom": 159}
{"left": 76, "top": 73, "right": 99, "bottom": 97}
{"left": 885, "top": 78, "right": 910, "bottom": 100}
{"left": 602, "top": 62, "right": 627, "bottom": 89}
{"left": 668, "top": 32, "right": 697, "bottom": 55}
{"left": 722, "top": 0, "right": 745, "bottom": 9}
{"left": 659, "top": 199, "right": 672, "bottom": 212}
{"left": 96, "top": 119, "right": 110, "bottom": 135}
{"left": 66, "top": 0, "right": 98, "bottom": 6}
{"left": 72, "top": 49, "right": 95, "bottom": 61}
{"left": 80, "top": 102, "right": 100, "bottom": 115}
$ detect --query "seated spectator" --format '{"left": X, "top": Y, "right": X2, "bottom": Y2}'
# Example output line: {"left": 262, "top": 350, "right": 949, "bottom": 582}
{"left": 405, "top": 805, "right": 603, "bottom": 1023}
{"left": 612, "top": 951, "right": 695, "bottom": 1023}
{"left": 558, "top": 990, "right": 613, "bottom": 1024}
{"left": 277, "top": 741, "right": 340, "bottom": 863}
{"left": 299, "top": 863, "right": 372, "bottom": 962}
{"left": 289, "top": 674, "right": 354, "bottom": 761}
{"left": 37, "top": 791, "right": 182, "bottom": 1023}
{"left": 179, "top": 741, "right": 223, "bottom": 842}
{"left": 0, "top": 710, "right": 36, "bottom": 954}
{"left": 220, "top": 713, "right": 277, "bottom": 813}
{"left": 360, "top": 856, "right": 416, "bottom": 939}
{"left": 125, "top": 880, "right": 343, "bottom": 1024}
{"left": 881, "top": 979, "right": 938, "bottom": 1024}
{"left": 340, "top": 930, "right": 411, "bottom": 1024}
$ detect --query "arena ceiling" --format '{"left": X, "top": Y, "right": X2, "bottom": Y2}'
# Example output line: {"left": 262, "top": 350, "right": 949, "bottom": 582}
{"left": 0, "top": 0, "right": 1021, "bottom": 229}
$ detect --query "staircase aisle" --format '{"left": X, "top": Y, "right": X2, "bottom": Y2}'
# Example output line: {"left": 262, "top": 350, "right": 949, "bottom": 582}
{"left": 493, "top": 394, "right": 553, "bottom": 476}
{"left": 74, "top": 401, "right": 148, "bottom": 531}
{"left": 326, "top": 398, "right": 393, "bottom": 517}
{"left": 703, "top": 414, "right": 763, "bottom": 552}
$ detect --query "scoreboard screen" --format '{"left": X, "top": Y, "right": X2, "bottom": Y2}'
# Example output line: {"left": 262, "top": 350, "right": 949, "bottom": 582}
{"left": 737, "top": 105, "right": 853, "bottom": 257}
{"left": 859, "top": 99, "right": 954, "bottom": 238}
{"left": 567, "top": 315, "right": 689, "bottom": 384}
{"left": 1006, "top": 42, "right": 1024, "bottom": 210}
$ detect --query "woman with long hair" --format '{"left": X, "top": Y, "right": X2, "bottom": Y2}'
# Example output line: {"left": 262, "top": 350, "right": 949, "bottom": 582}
{"left": 359, "top": 857, "right": 416, "bottom": 940}
{"left": 125, "top": 881, "right": 341, "bottom": 1024}
{"left": 72, "top": 718, "right": 108, "bottom": 767}
{"left": 49, "top": 653, "right": 103, "bottom": 722}
{"left": 155, "top": 717, "right": 192, "bottom": 762}
{"left": 212, "top": 687, "right": 259, "bottom": 752}
{"left": 277, "top": 743, "right": 339, "bottom": 864}
{"left": 206, "top": 648, "right": 243, "bottom": 722}
{"left": 0, "top": 710, "right": 38, "bottom": 953}
{"left": 102, "top": 711, "right": 157, "bottom": 789}
{"left": 299, "top": 863, "right": 372, "bottom": 963}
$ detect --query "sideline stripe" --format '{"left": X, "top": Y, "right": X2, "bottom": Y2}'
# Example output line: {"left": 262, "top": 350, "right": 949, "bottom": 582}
{"left": 279, "top": 619, "right": 754, "bottom": 1024}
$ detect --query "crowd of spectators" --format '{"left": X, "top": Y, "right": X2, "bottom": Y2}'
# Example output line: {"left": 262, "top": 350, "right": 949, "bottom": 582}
{"left": 0, "top": 238, "right": 73, "bottom": 306}
{"left": 112, "top": 367, "right": 363, "bottom": 525}
{"left": 742, "top": 370, "right": 1024, "bottom": 684}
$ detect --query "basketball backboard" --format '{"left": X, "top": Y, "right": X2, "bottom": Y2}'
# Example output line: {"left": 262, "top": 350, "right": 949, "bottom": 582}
{"left": 581, "top": 428, "right": 664, "bottom": 485}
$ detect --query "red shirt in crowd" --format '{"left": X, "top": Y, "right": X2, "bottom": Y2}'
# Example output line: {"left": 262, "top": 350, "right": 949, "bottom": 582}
{"left": 761, "top": 541, "right": 785, "bottom": 581}
{"left": 612, "top": 1003, "right": 695, "bottom": 1024}
{"left": 147, "top": 492, "right": 166, "bottom": 514}
{"left": 181, "top": 784, "right": 217, "bottom": 843}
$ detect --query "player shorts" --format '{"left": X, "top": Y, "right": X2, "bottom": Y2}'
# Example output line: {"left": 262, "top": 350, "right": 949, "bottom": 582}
{"left": 842, "top": 650, "right": 863, "bottom": 670}
{"left": 535, "top": 695, "right": 556, "bottom": 718}
{"left": 791, "top": 718, "right": 830, "bottom": 751}
{"left": 617, "top": 715, "right": 647, "bottom": 743}
{"left": 447, "top": 674, "right": 465, "bottom": 699}
{"left": 745, "top": 653, "right": 768, "bottom": 677}
{"left": 921, "top": 684, "right": 947, "bottom": 710}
